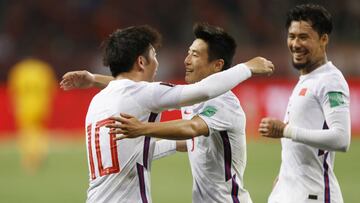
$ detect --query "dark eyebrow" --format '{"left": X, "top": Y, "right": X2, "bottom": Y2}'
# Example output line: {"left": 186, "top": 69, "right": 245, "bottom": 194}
{"left": 188, "top": 49, "right": 200, "bottom": 54}
{"left": 298, "top": 33, "right": 309, "bottom": 36}
{"left": 288, "top": 32, "right": 309, "bottom": 36}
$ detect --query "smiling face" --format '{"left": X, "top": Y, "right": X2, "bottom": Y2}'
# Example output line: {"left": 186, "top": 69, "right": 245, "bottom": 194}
{"left": 184, "top": 39, "right": 218, "bottom": 84}
{"left": 287, "top": 20, "right": 328, "bottom": 74}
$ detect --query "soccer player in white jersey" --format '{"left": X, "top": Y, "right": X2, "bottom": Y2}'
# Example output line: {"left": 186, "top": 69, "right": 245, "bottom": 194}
{"left": 60, "top": 25, "right": 274, "bottom": 203}
{"left": 107, "top": 23, "right": 258, "bottom": 203}
{"left": 258, "top": 4, "right": 351, "bottom": 203}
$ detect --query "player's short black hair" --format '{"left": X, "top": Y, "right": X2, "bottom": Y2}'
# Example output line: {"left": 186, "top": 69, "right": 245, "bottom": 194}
{"left": 285, "top": 4, "right": 332, "bottom": 36}
{"left": 193, "top": 23, "right": 236, "bottom": 70}
{"left": 102, "top": 25, "right": 162, "bottom": 77}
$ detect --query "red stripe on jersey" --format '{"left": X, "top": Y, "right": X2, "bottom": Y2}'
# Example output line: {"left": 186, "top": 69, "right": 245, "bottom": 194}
{"left": 87, "top": 124, "right": 96, "bottom": 180}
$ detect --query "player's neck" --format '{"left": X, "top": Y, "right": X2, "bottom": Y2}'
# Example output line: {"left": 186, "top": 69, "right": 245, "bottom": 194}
{"left": 300, "top": 55, "right": 328, "bottom": 75}
{"left": 115, "top": 72, "right": 143, "bottom": 82}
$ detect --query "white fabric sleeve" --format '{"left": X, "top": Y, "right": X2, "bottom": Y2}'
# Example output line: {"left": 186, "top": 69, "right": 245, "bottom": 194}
{"left": 178, "top": 63, "right": 251, "bottom": 107}
{"left": 197, "top": 99, "right": 233, "bottom": 135}
{"left": 283, "top": 109, "right": 350, "bottom": 152}
{"left": 153, "top": 139, "right": 177, "bottom": 160}
{"left": 284, "top": 75, "right": 351, "bottom": 152}
{"left": 146, "top": 63, "right": 251, "bottom": 112}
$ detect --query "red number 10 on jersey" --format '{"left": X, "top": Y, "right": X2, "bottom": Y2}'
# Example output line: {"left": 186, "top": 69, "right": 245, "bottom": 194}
{"left": 86, "top": 118, "right": 120, "bottom": 180}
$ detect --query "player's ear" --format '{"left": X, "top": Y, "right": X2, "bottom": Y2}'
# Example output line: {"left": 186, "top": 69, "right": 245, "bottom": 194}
{"left": 136, "top": 55, "right": 147, "bottom": 72}
{"left": 320, "top": 34, "right": 329, "bottom": 48}
{"left": 213, "top": 59, "right": 224, "bottom": 72}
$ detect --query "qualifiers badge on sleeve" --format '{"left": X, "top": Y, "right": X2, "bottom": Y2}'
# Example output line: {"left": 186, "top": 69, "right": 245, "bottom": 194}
{"left": 328, "top": 92, "right": 345, "bottom": 108}
{"left": 200, "top": 106, "right": 217, "bottom": 117}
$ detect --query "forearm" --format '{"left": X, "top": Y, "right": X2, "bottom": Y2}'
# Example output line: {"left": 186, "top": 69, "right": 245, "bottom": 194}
{"left": 284, "top": 110, "right": 351, "bottom": 152}
{"left": 93, "top": 74, "right": 114, "bottom": 89}
{"left": 179, "top": 64, "right": 251, "bottom": 106}
{"left": 142, "top": 119, "right": 207, "bottom": 140}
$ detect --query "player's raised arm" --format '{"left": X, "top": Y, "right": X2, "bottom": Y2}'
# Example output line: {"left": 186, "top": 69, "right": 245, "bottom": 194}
{"left": 60, "top": 70, "right": 114, "bottom": 90}
{"left": 179, "top": 57, "right": 274, "bottom": 106}
{"left": 152, "top": 57, "right": 274, "bottom": 111}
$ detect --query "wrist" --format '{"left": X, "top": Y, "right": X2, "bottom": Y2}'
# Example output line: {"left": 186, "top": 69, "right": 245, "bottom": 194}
{"left": 283, "top": 124, "right": 294, "bottom": 139}
{"left": 142, "top": 123, "right": 152, "bottom": 136}
{"left": 238, "top": 63, "right": 252, "bottom": 77}
{"left": 89, "top": 72, "right": 96, "bottom": 87}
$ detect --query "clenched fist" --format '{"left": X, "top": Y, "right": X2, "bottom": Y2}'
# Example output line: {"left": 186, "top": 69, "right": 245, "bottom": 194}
{"left": 258, "top": 117, "right": 286, "bottom": 138}
{"left": 244, "top": 57, "right": 275, "bottom": 76}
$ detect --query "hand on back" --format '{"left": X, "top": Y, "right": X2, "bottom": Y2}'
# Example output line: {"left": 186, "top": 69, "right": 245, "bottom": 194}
{"left": 106, "top": 113, "right": 145, "bottom": 140}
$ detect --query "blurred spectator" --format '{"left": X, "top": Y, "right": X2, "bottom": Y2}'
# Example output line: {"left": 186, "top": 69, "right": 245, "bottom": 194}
{"left": 8, "top": 58, "right": 56, "bottom": 174}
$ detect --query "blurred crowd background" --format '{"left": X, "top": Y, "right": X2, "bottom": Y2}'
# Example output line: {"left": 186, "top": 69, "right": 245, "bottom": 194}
{"left": 0, "top": 0, "right": 359, "bottom": 82}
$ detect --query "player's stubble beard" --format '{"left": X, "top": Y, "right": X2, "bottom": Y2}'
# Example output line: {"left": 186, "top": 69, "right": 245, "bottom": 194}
{"left": 291, "top": 49, "right": 317, "bottom": 72}
{"left": 292, "top": 55, "right": 323, "bottom": 73}
{"left": 291, "top": 47, "right": 311, "bottom": 70}
{"left": 292, "top": 59, "right": 310, "bottom": 70}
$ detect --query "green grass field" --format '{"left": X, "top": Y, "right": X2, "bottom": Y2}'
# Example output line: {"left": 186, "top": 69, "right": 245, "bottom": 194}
{"left": 0, "top": 138, "right": 359, "bottom": 203}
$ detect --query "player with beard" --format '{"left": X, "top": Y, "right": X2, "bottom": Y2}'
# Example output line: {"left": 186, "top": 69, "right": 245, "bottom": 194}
{"left": 258, "top": 4, "right": 351, "bottom": 203}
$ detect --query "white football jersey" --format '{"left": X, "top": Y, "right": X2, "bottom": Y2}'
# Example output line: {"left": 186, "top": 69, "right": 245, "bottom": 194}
{"left": 269, "top": 62, "right": 350, "bottom": 203}
{"left": 183, "top": 91, "right": 252, "bottom": 203}
{"left": 85, "top": 79, "right": 182, "bottom": 203}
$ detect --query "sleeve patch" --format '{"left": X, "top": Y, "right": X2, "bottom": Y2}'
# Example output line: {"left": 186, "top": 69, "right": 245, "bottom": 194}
{"left": 200, "top": 106, "right": 217, "bottom": 117}
{"left": 328, "top": 92, "right": 345, "bottom": 107}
